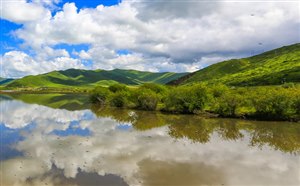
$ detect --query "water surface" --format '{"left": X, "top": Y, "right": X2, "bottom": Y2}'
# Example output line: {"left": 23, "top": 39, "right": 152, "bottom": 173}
{"left": 1, "top": 94, "right": 299, "bottom": 186}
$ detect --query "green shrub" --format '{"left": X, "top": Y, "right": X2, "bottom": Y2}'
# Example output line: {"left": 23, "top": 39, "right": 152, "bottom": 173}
{"left": 90, "top": 87, "right": 111, "bottom": 104}
{"left": 140, "top": 83, "right": 167, "bottom": 94}
{"left": 252, "top": 89, "right": 293, "bottom": 119}
{"left": 164, "top": 84, "right": 210, "bottom": 113}
{"left": 215, "top": 92, "right": 242, "bottom": 117}
{"left": 109, "top": 91, "right": 130, "bottom": 107}
{"left": 210, "top": 84, "right": 229, "bottom": 98}
{"left": 164, "top": 88, "right": 187, "bottom": 113}
{"left": 293, "top": 97, "right": 300, "bottom": 115}
{"left": 89, "top": 83, "right": 300, "bottom": 121}
{"left": 133, "top": 88, "right": 159, "bottom": 111}
{"left": 108, "top": 83, "right": 128, "bottom": 93}
{"left": 190, "top": 84, "right": 211, "bottom": 111}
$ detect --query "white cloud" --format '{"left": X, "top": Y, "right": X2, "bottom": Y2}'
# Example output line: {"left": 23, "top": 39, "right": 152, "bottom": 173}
{"left": 0, "top": 99, "right": 90, "bottom": 129}
{"left": 32, "top": 0, "right": 61, "bottom": 7}
{"left": 0, "top": 50, "right": 85, "bottom": 78}
{"left": 0, "top": 0, "right": 50, "bottom": 23}
{"left": 130, "top": 0, "right": 220, "bottom": 20}
{"left": 1, "top": 0, "right": 299, "bottom": 77}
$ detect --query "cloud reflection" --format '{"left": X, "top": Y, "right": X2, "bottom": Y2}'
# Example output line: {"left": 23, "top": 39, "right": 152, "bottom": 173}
{"left": 0, "top": 99, "right": 299, "bottom": 186}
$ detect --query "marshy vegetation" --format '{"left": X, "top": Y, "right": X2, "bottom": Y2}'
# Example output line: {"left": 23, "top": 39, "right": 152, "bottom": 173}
{"left": 90, "top": 83, "right": 300, "bottom": 121}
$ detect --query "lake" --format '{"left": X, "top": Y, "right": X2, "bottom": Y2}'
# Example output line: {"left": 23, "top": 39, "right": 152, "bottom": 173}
{"left": 0, "top": 94, "right": 299, "bottom": 186}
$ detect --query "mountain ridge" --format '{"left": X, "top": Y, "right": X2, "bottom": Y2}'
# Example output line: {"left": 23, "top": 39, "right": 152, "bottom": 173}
{"left": 0, "top": 78, "right": 14, "bottom": 85}
{"left": 5, "top": 68, "right": 188, "bottom": 88}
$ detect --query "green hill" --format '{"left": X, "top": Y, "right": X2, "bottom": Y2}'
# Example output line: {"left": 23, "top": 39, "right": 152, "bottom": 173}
{"left": 0, "top": 77, "right": 14, "bottom": 85}
{"left": 170, "top": 43, "right": 300, "bottom": 86}
{"left": 5, "top": 69, "right": 188, "bottom": 88}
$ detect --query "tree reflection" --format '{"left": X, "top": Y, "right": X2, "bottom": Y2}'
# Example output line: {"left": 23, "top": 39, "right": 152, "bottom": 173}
{"left": 217, "top": 121, "right": 244, "bottom": 141}
{"left": 247, "top": 122, "right": 300, "bottom": 154}
{"left": 167, "top": 116, "right": 216, "bottom": 143}
{"left": 131, "top": 111, "right": 167, "bottom": 131}
{"left": 91, "top": 105, "right": 300, "bottom": 154}
{"left": 91, "top": 105, "right": 136, "bottom": 123}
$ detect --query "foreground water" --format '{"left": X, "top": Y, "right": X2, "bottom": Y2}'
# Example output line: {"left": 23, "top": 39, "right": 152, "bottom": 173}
{"left": 0, "top": 94, "right": 299, "bottom": 186}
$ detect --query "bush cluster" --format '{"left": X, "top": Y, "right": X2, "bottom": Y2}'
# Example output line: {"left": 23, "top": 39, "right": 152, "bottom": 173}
{"left": 164, "top": 84, "right": 210, "bottom": 113}
{"left": 90, "top": 83, "right": 300, "bottom": 121}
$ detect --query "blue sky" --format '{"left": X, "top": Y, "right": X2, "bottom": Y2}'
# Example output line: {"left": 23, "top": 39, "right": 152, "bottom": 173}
{"left": 66, "top": 0, "right": 120, "bottom": 8}
{"left": 1, "top": 20, "right": 22, "bottom": 54}
{"left": 1, "top": 0, "right": 120, "bottom": 55}
{"left": 0, "top": 0, "right": 299, "bottom": 78}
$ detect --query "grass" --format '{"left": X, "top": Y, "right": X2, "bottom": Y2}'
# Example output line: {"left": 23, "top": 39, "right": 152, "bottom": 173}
{"left": 171, "top": 43, "right": 300, "bottom": 86}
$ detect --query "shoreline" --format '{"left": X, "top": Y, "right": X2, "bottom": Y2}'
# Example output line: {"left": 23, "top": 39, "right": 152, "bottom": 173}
{"left": 2, "top": 91, "right": 299, "bottom": 123}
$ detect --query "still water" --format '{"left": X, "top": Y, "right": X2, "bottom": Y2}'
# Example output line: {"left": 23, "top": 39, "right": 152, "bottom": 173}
{"left": 0, "top": 94, "right": 299, "bottom": 186}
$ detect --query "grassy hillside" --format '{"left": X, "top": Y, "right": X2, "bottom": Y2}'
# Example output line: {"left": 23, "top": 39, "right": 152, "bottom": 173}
{"left": 5, "top": 69, "right": 188, "bottom": 88}
{"left": 0, "top": 78, "right": 14, "bottom": 85}
{"left": 170, "top": 43, "right": 300, "bottom": 86}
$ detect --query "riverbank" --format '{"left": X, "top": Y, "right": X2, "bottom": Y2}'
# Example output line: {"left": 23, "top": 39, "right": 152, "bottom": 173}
{"left": 1, "top": 83, "right": 299, "bottom": 122}
{"left": 90, "top": 83, "right": 300, "bottom": 122}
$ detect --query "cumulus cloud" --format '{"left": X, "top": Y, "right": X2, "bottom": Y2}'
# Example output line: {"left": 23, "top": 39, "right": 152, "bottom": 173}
{"left": 0, "top": 0, "right": 50, "bottom": 23}
{"left": 0, "top": 0, "right": 299, "bottom": 77}
{"left": 0, "top": 99, "right": 90, "bottom": 129}
{"left": 32, "top": 0, "right": 61, "bottom": 7}
{"left": 130, "top": 0, "right": 220, "bottom": 20}
{"left": 0, "top": 50, "right": 85, "bottom": 78}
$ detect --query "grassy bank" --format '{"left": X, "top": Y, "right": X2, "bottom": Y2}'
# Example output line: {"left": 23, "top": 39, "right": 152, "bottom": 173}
{"left": 90, "top": 83, "right": 300, "bottom": 122}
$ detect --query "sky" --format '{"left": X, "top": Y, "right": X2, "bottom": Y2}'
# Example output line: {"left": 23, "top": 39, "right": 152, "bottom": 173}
{"left": 0, "top": 0, "right": 299, "bottom": 78}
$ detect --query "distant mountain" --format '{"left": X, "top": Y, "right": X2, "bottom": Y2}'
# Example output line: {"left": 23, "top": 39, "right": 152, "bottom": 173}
{"left": 0, "top": 77, "right": 14, "bottom": 85}
{"left": 5, "top": 69, "right": 188, "bottom": 88}
{"left": 169, "top": 43, "right": 300, "bottom": 86}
